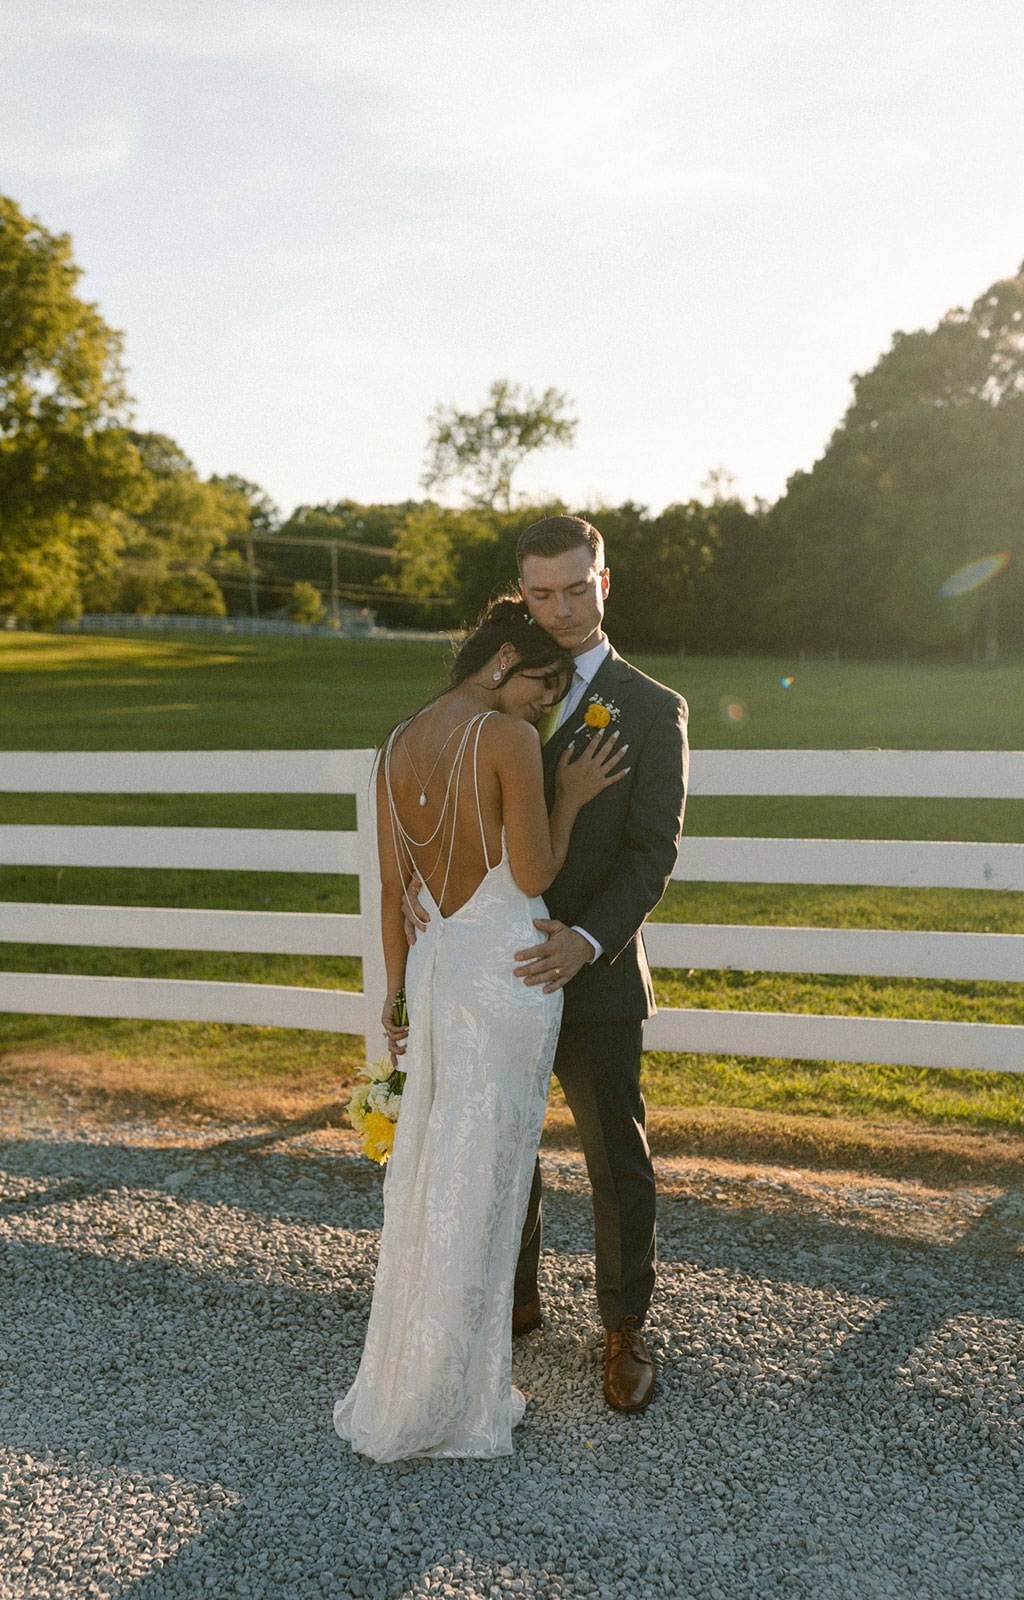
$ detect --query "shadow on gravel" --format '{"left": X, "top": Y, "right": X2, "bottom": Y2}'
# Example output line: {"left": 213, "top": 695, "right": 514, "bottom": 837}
{"left": 0, "top": 1132, "right": 1022, "bottom": 1600}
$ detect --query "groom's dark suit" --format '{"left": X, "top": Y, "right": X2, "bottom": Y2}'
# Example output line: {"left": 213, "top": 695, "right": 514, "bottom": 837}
{"left": 514, "top": 644, "right": 688, "bottom": 1330}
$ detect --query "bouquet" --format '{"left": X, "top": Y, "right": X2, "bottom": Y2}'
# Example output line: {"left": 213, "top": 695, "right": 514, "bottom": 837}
{"left": 346, "top": 989, "right": 408, "bottom": 1164}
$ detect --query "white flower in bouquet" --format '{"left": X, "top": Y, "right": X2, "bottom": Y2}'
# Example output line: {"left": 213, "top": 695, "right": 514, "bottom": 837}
{"left": 344, "top": 989, "right": 408, "bottom": 1164}
{"left": 367, "top": 1079, "right": 393, "bottom": 1114}
{"left": 347, "top": 1080, "right": 371, "bottom": 1132}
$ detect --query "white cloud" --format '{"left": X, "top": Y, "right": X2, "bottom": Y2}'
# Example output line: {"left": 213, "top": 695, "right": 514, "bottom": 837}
{"left": 0, "top": 115, "right": 133, "bottom": 177}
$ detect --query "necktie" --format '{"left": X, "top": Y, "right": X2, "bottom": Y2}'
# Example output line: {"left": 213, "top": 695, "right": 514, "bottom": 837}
{"left": 538, "top": 673, "right": 584, "bottom": 744}
{"left": 537, "top": 700, "right": 563, "bottom": 744}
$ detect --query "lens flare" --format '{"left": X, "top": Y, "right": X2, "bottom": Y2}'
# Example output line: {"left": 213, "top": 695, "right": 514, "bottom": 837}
{"left": 720, "top": 697, "right": 746, "bottom": 724}
{"left": 779, "top": 676, "right": 795, "bottom": 688}
{"left": 938, "top": 552, "right": 1011, "bottom": 599}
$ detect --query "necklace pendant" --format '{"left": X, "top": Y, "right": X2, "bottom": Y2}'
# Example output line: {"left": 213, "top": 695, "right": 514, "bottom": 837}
{"left": 418, "top": 792, "right": 427, "bottom": 807}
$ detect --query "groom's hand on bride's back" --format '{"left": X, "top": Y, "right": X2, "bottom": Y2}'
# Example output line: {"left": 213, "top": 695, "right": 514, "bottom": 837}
{"left": 403, "top": 874, "right": 430, "bottom": 946}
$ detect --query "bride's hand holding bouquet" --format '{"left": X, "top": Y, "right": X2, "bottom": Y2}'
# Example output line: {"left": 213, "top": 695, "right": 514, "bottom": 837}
{"left": 346, "top": 990, "right": 408, "bottom": 1164}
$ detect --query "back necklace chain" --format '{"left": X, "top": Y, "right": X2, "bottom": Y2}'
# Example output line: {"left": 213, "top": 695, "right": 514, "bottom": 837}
{"left": 401, "top": 714, "right": 477, "bottom": 806}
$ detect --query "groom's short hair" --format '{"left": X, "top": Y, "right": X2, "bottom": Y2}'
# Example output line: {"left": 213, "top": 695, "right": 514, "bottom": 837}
{"left": 516, "top": 516, "right": 605, "bottom": 574}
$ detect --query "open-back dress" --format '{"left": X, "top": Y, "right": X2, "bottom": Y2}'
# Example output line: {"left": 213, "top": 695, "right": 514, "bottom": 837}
{"left": 333, "top": 711, "right": 561, "bottom": 1461}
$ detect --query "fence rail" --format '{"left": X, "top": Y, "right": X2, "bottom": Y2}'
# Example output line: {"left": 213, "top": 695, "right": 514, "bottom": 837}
{"left": 2, "top": 749, "right": 1022, "bottom": 1073}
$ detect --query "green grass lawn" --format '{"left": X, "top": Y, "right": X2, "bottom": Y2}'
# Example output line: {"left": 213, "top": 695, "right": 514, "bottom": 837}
{"left": 1, "top": 630, "right": 1022, "bottom": 1134}
{"left": 3, "top": 629, "right": 1024, "bottom": 751}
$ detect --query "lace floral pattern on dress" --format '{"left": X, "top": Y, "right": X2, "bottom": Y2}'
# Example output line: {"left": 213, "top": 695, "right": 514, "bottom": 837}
{"left": 333, "top": 714, "right": 561, "bottom": 1462}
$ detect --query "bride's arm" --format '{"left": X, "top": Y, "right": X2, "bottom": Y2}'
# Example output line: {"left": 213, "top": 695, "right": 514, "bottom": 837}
{"left": 496, "top": 720, "right": 626, "bottom": 897}
{"left": 376, "top": 764, "right": 410, "bottom": 1057}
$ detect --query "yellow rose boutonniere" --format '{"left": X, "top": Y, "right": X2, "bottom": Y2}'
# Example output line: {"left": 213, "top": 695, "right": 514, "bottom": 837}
{"left": 575, "top": 696, "right": 621, "bottom": 736}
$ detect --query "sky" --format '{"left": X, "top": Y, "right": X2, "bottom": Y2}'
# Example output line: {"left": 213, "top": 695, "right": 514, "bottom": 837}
{"left": 3, "top": 0, "right": 1024, "bottom": 520}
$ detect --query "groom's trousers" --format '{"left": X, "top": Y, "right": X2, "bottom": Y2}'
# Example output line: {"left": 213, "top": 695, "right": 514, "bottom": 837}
{"left": 514, "top": 1020, "right": 656, "bottom": 1331}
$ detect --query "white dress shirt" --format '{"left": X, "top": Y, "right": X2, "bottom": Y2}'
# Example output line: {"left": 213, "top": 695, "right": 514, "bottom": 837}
{"left": 555, "top": 637, "right": 610, "bottom": 730}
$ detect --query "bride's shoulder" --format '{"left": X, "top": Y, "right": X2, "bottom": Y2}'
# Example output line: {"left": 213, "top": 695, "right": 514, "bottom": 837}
{"left": 479, "top": 712, "right": 540, "bottom": 758}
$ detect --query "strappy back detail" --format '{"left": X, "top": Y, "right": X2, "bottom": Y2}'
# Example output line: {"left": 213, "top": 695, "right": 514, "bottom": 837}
{"left": 384, "top": 710, "right": 499, "bottom": 919}
{"left": 471, "top": 713, "right": 496, "bottom": 872}
{"left": 336, "top": 718, "right": 561, "bottom": 1465}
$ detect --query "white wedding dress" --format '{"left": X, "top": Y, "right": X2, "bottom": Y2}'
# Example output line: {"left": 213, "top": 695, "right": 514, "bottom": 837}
{"left": 333, "top": 712, "right": 561, "bottom": 1461}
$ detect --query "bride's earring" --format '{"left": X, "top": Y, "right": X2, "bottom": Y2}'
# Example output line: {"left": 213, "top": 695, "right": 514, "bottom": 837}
{"left": 492, "top": 670, "right": 502, "bottom": 681}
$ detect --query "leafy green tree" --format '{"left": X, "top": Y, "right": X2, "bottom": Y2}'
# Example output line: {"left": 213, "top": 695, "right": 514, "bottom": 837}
{"left": 422, "top": 380, "right": 577, "bottom": 511}
{"left": 679, "top": 492, "right": 778, "bottom": 654}
{"left": 250, "top": 501, "right": 409, "bottom": 624}
{"left": 85, "top": 432, "right": 249, "bottom": 614}
{"left": 588, "top": 501, "right": 716, "bottom": 652}
{"left": 771, "top": 263, "right": 1024, "bottom": 657}
{"left": 149, "top": 571, "right": 227, "bottom": 617}
{"left": 388, "top": 502, "right": 502, "bottom": 626}
{"left": 291, "top": 500, "right": 411, "bottom": 548}
{"left": 0, "top": 194, "right": 148, "bottom": 623}
{"left": 287, "top": 580, "right": 326, "bottom": 624}
{"left": 387, "top": 490, "right": 773, "bottom": 650}
{"left": 209, "top": 474, "right": 280, "bottom": 534}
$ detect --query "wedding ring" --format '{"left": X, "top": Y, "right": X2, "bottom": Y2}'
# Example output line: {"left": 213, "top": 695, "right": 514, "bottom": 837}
{"left": 553, "top": 967, "right": 561, "bottom": 977}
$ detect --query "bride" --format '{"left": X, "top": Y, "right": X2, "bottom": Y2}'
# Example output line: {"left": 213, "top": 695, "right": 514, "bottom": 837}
{"left": 333, "top": 597, "right": 627, "bottom": 1462}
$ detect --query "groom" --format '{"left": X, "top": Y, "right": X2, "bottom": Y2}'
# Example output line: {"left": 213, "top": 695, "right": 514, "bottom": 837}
{"left": 510, "top": 516, "right": 688, "bottom": 1412}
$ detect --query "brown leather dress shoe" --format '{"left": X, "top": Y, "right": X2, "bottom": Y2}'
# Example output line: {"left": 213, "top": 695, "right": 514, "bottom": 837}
{"left": 603, "top": 1315, "right": 656, "bottom": 1411}
{"left": 512, "top": 1297, "right": 542, "bottom": 1338}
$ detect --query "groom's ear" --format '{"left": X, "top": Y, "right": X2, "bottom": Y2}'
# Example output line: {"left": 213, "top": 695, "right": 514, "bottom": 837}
{"left": 600, "top": 567, "right": 610, "bottom": 597}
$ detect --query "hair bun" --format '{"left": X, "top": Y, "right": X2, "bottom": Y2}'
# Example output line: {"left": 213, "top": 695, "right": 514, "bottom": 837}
{"left": 482, "top": 595, "right": 530, "bottom": 626}
{"left": 448, "top": 589, "right": 571, "bottom": 694}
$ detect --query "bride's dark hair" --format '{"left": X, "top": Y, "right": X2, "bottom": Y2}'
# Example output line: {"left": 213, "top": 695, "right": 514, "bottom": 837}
{"left": 447, "top": 595, "right": 573, "bottom": 693}
{"left": 376, "top": 596, "right": 572, "bottom": 757}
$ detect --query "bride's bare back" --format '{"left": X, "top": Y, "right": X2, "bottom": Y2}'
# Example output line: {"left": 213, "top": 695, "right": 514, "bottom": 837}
{"left": 379, "top": 687, "right": 627, "bottom": 929}
{"left": 382, "top": 700, "right": 508, "bottom": 919}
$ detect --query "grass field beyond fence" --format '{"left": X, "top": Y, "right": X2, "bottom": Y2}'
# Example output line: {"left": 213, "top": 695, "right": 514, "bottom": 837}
{"left": 1, "top": 631, "right": 1023, "bottom": 1143}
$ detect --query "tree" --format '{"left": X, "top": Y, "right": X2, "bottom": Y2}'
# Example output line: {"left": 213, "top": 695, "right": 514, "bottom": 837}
{"left": 388, "top": 502, "right": 500, "bottom": 626}
{"left": 422, "top": 380, "right": 577, "bottom": 511}
{"left": 149, "top": 571, "right": 227, "bottom": 617}
{"left": 244, "top": 500, "right": 410, "bottom": 625}
{"left": 84, "top": 432, "right": 250, "bottom": 614}
{"left": 589, "top": 499, "right": 727, "bottom": 653}
{"left": 209, "top": 474, "right": 280, "bottom": 534}
{"left": 0, "top": 194, "right": 148, "bottom": 623}
{"left": 287, "top": 581, "right": 325, "bottom": 624}
{"left": 771, "top": 263, "right": 1024, "bottom": 657}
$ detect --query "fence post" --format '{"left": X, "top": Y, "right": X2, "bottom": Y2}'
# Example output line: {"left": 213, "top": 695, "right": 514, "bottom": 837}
{"left": 353, "top": 750, "right": 385, "bottom": 1061}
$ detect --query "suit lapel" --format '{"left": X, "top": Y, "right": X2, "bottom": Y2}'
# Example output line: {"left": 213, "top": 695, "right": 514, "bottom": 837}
{"left": 541, "top": 645, "right": 632, "bottom": 780}
{"left": 584, "top": 646, "right": 631, "bottom": 703}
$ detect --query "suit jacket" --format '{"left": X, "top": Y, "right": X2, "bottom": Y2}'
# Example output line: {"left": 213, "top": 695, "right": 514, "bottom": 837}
{"left": 540, "top": 645, "right": 688, "bottom": 1023}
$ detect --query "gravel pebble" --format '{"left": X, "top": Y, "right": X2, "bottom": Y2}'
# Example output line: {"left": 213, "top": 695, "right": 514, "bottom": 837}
{"left": 0, "top": 1114, "right": 1021, "bottom": 1599}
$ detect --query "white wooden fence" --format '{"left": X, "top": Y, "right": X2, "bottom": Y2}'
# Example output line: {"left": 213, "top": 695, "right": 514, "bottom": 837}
{"left": 1, "top": 750, "right": 1022, "bottom": 1073}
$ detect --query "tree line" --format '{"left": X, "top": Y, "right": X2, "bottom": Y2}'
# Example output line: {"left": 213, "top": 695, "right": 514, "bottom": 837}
{"left": 2, "top": 190, "right": 1021, "bottom": 658}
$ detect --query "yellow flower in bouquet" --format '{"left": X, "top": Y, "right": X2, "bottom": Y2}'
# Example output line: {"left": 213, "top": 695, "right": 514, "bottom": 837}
{"left": 361, "top": 1111, "right": 396, "bottom": 1164}
{"left": 345, "top": 989, "right": 408, "bottom": 1164}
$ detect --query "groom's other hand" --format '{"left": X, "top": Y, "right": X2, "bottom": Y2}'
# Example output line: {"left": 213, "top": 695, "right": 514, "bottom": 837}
{"left": 402, "top": 874, "right": 430, "bottom": 946}
{"left": 514, "top": 919, "right": 592, "bottom": 993}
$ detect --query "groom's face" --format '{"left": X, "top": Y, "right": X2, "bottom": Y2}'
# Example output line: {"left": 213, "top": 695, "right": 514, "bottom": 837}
{"left": 519, "top": 546, "right": 609, "bottom": 658}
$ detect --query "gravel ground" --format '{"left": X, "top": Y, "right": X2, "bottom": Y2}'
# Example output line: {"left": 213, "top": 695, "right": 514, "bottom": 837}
{"left": 0, "top": 1110, "right": 1021, "bottom": 1600}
